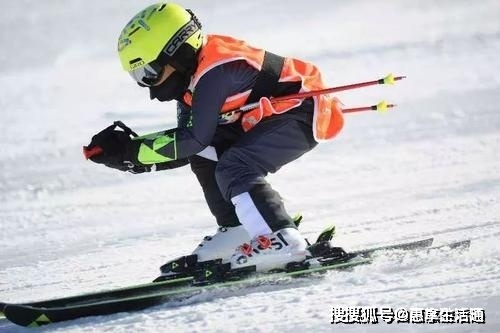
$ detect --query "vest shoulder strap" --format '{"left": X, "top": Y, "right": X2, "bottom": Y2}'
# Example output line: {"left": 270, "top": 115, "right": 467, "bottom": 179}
{"left": 245, "top": 51, "right": 285, "bottom": 104}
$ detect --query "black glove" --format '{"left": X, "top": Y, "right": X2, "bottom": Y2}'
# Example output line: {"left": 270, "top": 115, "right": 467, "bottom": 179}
{"left": 84, "top": 121, "right": 192, "bottom": 173}
{"left": 83, "top": 121, "right": 148, "bottom": 173}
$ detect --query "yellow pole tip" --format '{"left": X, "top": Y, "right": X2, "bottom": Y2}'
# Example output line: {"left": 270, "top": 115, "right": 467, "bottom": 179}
{"left": 383, "top": 74, "right": 395, "bottom": 85}
{"left": 376, "top": 101, "right": 389, "bottom": 112}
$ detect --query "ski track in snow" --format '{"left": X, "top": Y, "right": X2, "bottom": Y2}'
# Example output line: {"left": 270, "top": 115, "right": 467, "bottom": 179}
{"left": 1, "top": 0, "right": 499, "bottom": 332}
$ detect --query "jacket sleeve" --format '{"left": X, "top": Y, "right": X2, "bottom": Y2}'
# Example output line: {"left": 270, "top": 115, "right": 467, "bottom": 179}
{"left": 127, "top": 62, "right": 257, "bottom": 166}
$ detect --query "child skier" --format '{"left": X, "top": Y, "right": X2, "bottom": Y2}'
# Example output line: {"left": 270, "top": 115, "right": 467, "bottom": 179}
{"left": 85, "top": 3, "right": 344, "bottom": 273}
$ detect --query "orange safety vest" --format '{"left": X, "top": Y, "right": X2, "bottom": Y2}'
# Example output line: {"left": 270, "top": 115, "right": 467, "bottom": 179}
{"left": 182, "top": 35, "right": 344, "bottom": 142}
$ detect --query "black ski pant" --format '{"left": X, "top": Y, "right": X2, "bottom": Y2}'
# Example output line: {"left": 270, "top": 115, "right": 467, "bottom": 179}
{"left": 189, "top": 99, "right": 317, "bottom": 232}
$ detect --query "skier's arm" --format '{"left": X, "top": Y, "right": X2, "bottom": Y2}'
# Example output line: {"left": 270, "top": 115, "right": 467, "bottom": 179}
{"left": 126, "top": 63, "right": 254, "bottom": 166}
{"left": 135, "top": 101, "right": 200, "bottom": 171}
{"left": 85, "top": 61, "right": 257, "bottom": 172}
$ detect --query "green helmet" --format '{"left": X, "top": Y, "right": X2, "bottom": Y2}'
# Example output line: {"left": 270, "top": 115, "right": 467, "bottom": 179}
{"left": 117, "top": 3, "right": 203, "bottom": 86}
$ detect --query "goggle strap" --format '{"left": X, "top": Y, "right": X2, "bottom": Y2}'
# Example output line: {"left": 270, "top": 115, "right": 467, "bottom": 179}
{"left": 161, "top": 15, "right": 201, "bottom": 57}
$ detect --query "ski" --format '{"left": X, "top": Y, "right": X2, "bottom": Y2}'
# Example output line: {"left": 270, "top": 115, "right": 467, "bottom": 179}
{"left": 0, "top": 236, "right": 456, "bottom": 327}
{"left": 351, "top": 237, "right": 433, "bottom": 256}
{"left": 1, "top": 237, "right": 470, "bottom": 327}
{"left": 0, "top": 235, "right": 432, "bottom": 314}
{"left": 429, "top": 239, "right": 471, "bottom": 250}
{"left": 2, "top": 258, "right": 370, "bottom": 328}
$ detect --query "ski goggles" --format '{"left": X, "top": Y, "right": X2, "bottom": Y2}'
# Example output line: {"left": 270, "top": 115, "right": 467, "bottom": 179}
{"left": 129, "top": 61, "right": 165, "bottom": 87}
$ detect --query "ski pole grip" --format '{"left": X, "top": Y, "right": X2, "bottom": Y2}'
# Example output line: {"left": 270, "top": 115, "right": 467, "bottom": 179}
{"left": 83, "top": 146, "right": 103, "bottom": 160}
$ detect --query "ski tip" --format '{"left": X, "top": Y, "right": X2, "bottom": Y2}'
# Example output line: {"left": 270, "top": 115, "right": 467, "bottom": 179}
{"left": 450, "top": 239, "right": 471, "bottom": 249}
{"left": 430, "top": 239, "right": 471, "bottom": 251}
{"left": 457, "top": 239, "right": 471, "bottom": 248}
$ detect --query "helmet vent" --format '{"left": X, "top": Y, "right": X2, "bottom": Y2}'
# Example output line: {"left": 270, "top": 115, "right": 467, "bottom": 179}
{"left": 128, "top": 27, "right": 141, "bottom": 37}
{"left": 158, "top": 4, "right": 167, "bottom": 12}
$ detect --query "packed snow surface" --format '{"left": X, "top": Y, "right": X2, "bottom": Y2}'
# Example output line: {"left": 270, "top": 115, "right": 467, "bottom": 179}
{"left": 0, "top": 0, "right": 499, "bottom": 332}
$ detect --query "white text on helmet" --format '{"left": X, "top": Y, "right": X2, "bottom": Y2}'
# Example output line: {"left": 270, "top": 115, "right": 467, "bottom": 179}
{"left": 163, "top": 20, "right": 199, "bottom": 56}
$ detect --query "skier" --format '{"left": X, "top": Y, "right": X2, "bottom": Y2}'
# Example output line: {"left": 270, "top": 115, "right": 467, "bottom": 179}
{"left": 84, "top": 3, "right": 344, "bottom": 273}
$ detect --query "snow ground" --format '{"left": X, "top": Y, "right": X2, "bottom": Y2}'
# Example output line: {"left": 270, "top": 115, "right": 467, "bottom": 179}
{"left": 0, "top": 0, "right": 499, "bottom": 332}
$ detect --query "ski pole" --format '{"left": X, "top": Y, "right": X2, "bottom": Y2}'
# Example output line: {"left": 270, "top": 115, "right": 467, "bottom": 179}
{"left": 235, "top": 73, "right": 406, "bottom": 113}
{"left": 342, "top": 100, "right": 396, "bottom": 114}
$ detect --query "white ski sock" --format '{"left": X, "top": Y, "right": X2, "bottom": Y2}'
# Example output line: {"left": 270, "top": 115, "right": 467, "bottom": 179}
{"left": 231, "top": 192, "right": 273, "bottom": 239}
